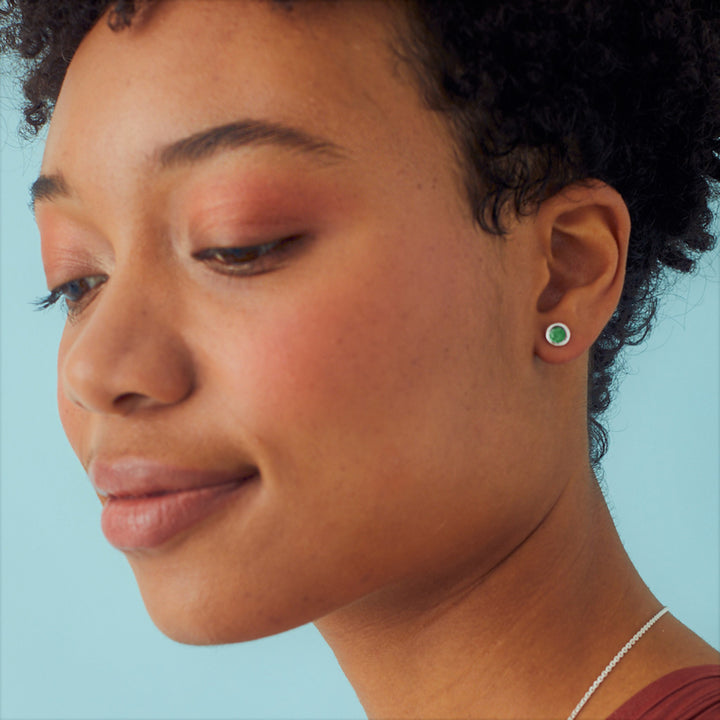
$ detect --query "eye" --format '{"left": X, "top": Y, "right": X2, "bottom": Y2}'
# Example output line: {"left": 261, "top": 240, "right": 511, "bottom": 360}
{"left": 193, "top": 235, "right": 303, "bottom": 276}
{"left": 35, "top": 274, "right": 107, "bottom": 317}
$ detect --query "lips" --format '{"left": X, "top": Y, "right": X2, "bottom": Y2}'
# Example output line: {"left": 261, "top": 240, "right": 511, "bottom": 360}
{"left": 90, "top": 459, "right": 259, "bottom": 550}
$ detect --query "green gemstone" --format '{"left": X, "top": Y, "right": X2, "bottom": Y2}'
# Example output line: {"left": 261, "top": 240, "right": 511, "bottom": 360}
{"left": 548, "top": 325, "right": 567, "bottom": 345}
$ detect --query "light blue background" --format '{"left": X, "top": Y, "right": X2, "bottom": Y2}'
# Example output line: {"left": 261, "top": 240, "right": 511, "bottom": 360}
{"left": 1, "top": 70, "right": 718, "bottom": 719}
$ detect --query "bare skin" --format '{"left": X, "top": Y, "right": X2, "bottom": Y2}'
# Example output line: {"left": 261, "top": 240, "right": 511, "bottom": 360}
{"left": 318, "top": 469, "right": 719, "bottom": 719}
{"left": 35, "top": 1, "right": 718, "bottom": 718}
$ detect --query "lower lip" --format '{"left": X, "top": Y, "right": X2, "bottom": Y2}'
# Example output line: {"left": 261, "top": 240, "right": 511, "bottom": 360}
{"left": 100, "top": 479, "right": 253, "bottom": 550}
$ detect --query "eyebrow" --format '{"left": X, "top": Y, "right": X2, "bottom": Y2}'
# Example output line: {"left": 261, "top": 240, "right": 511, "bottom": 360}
{"left": 157, "top": 118, "right": 346, "bottom": 168}
{"left": 30, "top": 173, "right": 71, "bottom": 210}
{"left": 30, "top": 118, "right": 347, "bottom": 209}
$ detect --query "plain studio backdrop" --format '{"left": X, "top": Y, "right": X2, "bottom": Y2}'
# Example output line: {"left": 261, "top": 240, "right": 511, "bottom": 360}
{"left": 1, "top": 65, "right": 718, "bottom": 720}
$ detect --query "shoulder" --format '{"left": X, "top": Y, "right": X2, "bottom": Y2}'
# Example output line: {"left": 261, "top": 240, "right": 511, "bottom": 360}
{"left": 606, "top": 665, "right": 720, "bottom": 720}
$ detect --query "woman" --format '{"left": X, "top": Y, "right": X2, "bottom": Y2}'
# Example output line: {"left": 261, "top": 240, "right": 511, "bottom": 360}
{"left": 1, "top": 1, "right": 718, "bottom": 718}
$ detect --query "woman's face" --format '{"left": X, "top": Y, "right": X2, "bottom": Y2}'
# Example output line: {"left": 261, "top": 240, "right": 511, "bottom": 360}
{"left": 37, "top": 0, "right": 555, "bottom": 643}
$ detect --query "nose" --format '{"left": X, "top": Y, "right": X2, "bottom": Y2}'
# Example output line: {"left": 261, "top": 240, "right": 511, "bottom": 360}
{"left": 60, "top": 275, "right": 195, "bottom": 415}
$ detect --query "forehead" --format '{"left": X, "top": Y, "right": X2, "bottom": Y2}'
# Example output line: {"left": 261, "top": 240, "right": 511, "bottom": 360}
{"left": 43, "top": 0, "right": 433, "bottom": 173}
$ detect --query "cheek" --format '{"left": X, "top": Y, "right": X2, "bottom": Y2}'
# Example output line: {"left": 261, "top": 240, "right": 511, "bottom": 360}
{"left": 56, "top": 331, "right": 85, "bottom": 461}
{"left": 255, "top": 286, "right": 409, "bottom": 430}
{"left": 208, "top": 232, "right": 506, "bottom": 499}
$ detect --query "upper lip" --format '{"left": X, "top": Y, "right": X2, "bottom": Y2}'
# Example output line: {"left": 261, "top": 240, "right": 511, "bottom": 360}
{"left": 89, "top": 458, "right": 259, "bottom": 499}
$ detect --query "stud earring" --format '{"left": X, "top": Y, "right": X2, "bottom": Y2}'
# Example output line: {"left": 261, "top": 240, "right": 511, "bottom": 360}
{"left": 545, "top": 322, "right": 571, "bottom": 347}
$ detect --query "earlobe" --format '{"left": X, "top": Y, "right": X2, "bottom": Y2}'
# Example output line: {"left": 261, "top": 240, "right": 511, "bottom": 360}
{"left": 533, "top": 182, "right": 630, "bottom": 364}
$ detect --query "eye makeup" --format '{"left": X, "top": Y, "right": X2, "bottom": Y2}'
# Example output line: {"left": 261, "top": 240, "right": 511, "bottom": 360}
{"left": 35, "top": 160, "right": 335, "bottom": 320}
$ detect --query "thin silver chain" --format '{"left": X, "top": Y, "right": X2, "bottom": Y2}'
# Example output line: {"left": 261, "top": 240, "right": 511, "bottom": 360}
{"left": 565, "top": 607, "right": 670, "bottom": 720}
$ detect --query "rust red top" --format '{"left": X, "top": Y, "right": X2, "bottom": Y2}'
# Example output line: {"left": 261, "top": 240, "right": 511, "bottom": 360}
{"left": 606, "top": 665, "right": 720, "bottom": 719}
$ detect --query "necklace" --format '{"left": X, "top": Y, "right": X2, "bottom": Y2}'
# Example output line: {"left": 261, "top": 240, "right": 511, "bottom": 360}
{"left": 565, "top": 607, "right": 670, "bottom": 720}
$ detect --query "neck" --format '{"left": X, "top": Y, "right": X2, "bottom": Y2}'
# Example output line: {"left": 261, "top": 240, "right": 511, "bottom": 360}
{"left": 315, "top": 470, "right": 660, "bottom": 719}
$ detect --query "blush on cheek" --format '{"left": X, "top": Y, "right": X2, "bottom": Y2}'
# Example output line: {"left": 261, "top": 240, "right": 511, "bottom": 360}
{"left": 231, "top": 268, "right": 450, "bottom": 458}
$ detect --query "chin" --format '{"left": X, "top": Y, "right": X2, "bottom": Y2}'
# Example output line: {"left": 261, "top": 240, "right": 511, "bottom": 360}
{"left": 128, "top": 558, "right": 325, "bottom": 646}
{"left": 150, "top": 615, "right": 262, "bottom": 647}
{"left": 138, "top": 586, "right": 303, "bottom": 646}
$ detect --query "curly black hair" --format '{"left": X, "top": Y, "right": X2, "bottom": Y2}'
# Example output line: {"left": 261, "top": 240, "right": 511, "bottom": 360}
{"left": 1, "top": 0, "right": 719, "bottom": 467}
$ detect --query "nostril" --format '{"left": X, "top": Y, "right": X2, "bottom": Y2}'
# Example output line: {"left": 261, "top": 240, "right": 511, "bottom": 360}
{"left": 112, "top": 391, "right": 155, "bottom": 413}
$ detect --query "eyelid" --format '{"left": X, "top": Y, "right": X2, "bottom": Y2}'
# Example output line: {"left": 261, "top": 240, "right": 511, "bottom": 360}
{"left": 193, "top": 237, "right": 287, "bottom": 260}
{"left": 35, "top": 274, "right": 107, "bottom": 317}
{"left": 192, "top": 234, "right": 305, "bottom": 273}
{"left": 35, "top": 233, "right": 305, "bottom": 317}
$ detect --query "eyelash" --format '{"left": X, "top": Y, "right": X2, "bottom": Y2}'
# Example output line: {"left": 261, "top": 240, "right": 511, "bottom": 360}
{"left": 35, "top": 235, "right": 302, "bottom": 317}
{"left": 192, "top": 235, "right": 302, "bottom": 276}
{"left": 34, "top": 275, "right": 107, "bottom": 318}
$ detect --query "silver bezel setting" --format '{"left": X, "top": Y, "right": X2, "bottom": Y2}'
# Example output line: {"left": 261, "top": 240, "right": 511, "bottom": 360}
{"left": 545, "top": 322, "right": 571, "bottom": 347}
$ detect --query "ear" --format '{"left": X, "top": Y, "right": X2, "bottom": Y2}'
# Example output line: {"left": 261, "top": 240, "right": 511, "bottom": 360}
{"left": 532, "top": 181, "right": 630, "bottom": 364}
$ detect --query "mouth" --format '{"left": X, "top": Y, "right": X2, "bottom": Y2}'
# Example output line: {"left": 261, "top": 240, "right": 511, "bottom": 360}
{"left": 90, "top": 460, "right": 260, "bottom": 551}
{"left": 99, "top": 476, "right": 257, "bottom": 501}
